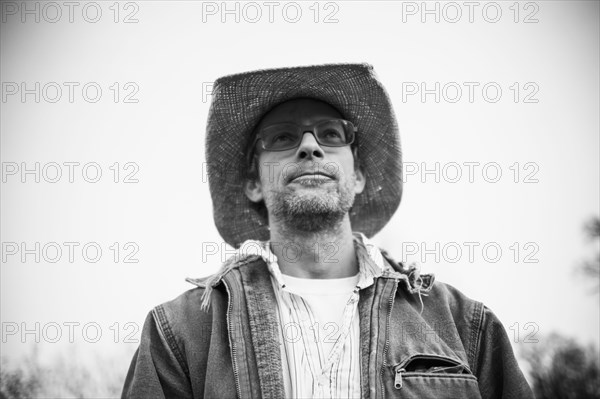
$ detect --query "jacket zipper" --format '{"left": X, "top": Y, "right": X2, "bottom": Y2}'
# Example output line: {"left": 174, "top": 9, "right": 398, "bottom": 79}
{"left": 393, "top": 355, "right": 466, "bottom": 389}
{"left": 223, "top": 278, "right": 243, "bottom": 399}
{"left": 379, "top": 278, "right": 399, "bottom": 398}
{"left": 394, "top": 354, "right": 465, "bottom": 371}
{"left": 394, "top": 367, "right": 406, "bottom": 389}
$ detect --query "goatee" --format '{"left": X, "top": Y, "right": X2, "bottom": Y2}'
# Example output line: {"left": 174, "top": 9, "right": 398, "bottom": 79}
{"left": 268, "top": 178, "right": 356, "bottom": 233}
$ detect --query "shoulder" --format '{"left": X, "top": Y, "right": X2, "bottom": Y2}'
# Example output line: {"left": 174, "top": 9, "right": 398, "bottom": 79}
{"left": 148, "top": 283, "right": 226, "bottom": 348}
{"left": 154, "top": 253, "right": 265, "bottom": 326}
{"left": 381, "top": 249, "right": 485, "bottom": 317}
{"left": 382, "top": 249, "right": 484, "bottom": 313}
{"left": 154, "top": 286, "right": 213, "bottom": 323}
{"left": 429, "top": 280, "right": 485, "bottom": 319}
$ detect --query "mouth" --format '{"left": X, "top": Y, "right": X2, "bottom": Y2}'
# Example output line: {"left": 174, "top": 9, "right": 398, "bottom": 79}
{"left": 289, "top": 171, "right": 335, "bottom": 184}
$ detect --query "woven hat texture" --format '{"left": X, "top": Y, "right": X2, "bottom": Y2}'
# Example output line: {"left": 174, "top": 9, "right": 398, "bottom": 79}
{"left": 206, "top": 63, "right": 402, "bottom": 248}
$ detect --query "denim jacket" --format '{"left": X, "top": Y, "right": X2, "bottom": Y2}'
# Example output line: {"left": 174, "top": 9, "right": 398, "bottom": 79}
{"left": 122, "top": 250, "right": 534, "bottom": 399}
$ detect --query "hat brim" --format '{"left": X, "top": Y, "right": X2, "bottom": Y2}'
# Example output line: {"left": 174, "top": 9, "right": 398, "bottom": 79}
{"left": 206, "top": 63, "right": 402, "bottom": 248}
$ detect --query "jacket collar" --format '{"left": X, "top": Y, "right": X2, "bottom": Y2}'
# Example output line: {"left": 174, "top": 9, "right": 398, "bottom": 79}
{"left": 186, "top": 235, "right": 435, "bottom": 311}
{"left": 246, "top": 232, "right": 386, "bottom": 291}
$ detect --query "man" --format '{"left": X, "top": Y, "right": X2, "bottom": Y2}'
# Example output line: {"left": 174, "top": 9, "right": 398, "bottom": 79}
{"left": 122, "top": 63, "right": 534, "bottom": 398}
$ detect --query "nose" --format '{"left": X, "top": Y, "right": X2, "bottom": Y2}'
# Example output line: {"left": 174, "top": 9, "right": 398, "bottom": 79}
{"left": 296, "top": 132, "right": 324, "bottom": 160}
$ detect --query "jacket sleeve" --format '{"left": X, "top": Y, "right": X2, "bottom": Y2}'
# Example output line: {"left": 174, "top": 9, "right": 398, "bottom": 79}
{"left": 474, "top": 306, "right": 535, "bottom": 399}
{"left": 121, "top": 308, "right": 194, "bottom": 399}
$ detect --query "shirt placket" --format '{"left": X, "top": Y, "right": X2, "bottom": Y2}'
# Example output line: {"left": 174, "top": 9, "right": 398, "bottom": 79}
{"left": 281, "top": 287, "right": 361, "bottom": 399}
{"left": 280, "top": 291, "right": 325, "bottom": 396}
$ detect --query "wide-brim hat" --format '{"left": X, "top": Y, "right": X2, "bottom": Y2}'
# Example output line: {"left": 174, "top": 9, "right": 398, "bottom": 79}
{"left": 206, "top": 63, "right": 402, "bottom": 248}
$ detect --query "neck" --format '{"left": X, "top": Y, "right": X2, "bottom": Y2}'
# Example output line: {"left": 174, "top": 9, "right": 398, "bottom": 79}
{"left": 268, "top": 215, "right": 358, "bottom": 279}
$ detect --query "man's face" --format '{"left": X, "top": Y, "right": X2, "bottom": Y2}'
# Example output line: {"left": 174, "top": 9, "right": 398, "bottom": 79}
{"left": 244, "top": 98, "right": 366, "bottom": 232}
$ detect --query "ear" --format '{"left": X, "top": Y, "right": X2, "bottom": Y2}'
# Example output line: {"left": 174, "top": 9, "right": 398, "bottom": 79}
{"left": 353, "top": 166, "right": 366, "bottom": 194}
{"left": 352, "top": 146, "right": 366, "bottom": 194}
{"left": 244, "top": 177, "right": 264, "bottom": 203}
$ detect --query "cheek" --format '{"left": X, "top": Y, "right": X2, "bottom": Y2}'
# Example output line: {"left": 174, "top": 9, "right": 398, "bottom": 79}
{"left": 337, "top": 153, "right": 359, "bottom": 179}
{"left": 257, "top": 156, "right": 285, "bottom": 187}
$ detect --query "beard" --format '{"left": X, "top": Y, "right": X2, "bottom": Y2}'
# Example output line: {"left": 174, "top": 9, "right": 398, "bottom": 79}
{"left": 265, "top": 174, "right": 357, "bottom": 233}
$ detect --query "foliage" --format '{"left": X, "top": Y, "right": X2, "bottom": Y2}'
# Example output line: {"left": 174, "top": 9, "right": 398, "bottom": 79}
{"left": 0, "top": 346, "right": 132, "bottom": 399}
{"left": 519, "top": 333, "right": 600, "bottom": 399}
{"left": 579, "top": 216, "right": 600, "bottom": 293}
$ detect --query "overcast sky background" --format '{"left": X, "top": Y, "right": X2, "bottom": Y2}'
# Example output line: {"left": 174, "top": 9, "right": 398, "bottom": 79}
{"left": 1, "top": 0, "right": 599, "bottom": 377}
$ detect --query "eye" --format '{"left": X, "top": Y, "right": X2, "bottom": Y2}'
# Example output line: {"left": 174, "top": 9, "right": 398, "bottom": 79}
{"left": 271, "top": 132, "right": 294, "bottom": 142}
{"left": 323, "top": 129, "right": 343, "bottom": 139}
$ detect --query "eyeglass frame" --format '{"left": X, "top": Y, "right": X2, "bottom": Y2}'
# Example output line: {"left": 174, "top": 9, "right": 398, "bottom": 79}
{"left": 245, "top": 118, "right": 359, "bottom": 176}
{"left": 251, "top": 119, "right": 357, "bottom": 152}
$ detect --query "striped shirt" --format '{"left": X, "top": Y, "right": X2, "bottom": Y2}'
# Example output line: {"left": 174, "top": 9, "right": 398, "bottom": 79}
{"left": 244, "top": 233, "right": 384, "bottom": 398}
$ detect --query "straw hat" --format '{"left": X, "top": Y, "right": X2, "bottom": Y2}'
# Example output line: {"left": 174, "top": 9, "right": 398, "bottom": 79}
{"left": 206, "top": 63, "right": 402, "bottom": 248}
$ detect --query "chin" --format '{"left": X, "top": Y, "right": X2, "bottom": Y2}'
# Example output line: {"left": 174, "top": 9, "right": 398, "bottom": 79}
{"left": 286, "top": 200, "right": 346, "bottom": 232}
{"left": 291, "top": 186, "right": 341, "bottom": 207}
{"left": 269, "top": 189, "right": 355, "bottom": 232}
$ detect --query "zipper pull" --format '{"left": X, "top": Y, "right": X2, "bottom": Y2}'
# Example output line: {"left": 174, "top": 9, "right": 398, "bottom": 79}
{"left": 394, "top": 367, "right": 405, "bottom": 389}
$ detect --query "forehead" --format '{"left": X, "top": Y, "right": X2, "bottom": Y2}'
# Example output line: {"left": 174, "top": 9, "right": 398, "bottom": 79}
{"left": 256, "top": 98, "right": 343, "bottom": 127}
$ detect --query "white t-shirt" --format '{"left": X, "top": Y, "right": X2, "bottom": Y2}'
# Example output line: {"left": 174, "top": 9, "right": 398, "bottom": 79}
{"left": 281, "top": 273, "right": 359, "bottom": 359}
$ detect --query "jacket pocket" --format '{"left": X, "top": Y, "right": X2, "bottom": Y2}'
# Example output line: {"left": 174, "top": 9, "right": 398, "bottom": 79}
{"left": 388, "top": 355, "right": 482, "bottom": 399}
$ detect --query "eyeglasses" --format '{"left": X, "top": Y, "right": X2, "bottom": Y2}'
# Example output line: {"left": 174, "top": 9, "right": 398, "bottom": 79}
{"left": 253, "top": 119, "right": 357, "bottom": 152}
